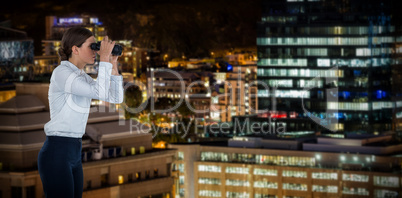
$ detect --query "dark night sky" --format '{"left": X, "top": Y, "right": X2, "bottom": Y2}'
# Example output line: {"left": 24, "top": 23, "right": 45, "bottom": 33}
{"left": 0, "top": 0, "right": 262, "bottom": 57}
{"left": 3, "top": 0, "right": 401, "bottom": 57}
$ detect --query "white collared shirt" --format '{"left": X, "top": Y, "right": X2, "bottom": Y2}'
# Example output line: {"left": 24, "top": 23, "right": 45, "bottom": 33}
{"left": 44, "top": 61, "right": 124, "bottom": 138}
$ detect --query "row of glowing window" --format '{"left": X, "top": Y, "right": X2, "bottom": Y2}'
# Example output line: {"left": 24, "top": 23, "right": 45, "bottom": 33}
{"left": 200, "top": 153, "right": 316, "bottom": 167}
{"left": 198, "top": 166, "right": 399, "bottom": 186}
{"left": 199, "top": 186, "right": 357, "bottom": 197}
{"left": 200, "top": 187, "right": 392, "bottom": 196}
{"left": 256, "top": 68, "right": 343, "bottom": 78}
{"left": 327, "top": 102, "right": 394, "bottom": 111}
{"left": 257, "top": 90, "right": 309, "bottom": 98}
{"left": 201, "top": 152, "right": 381, "bottom": 165}
{"left": 257, "top": 37, "right": 395, "bottom": 46}
{"left": 260, "top": 79, "right": 322, "bottom": 88}
{"left": 262, "top": 25, "right": 395, "bottom": 36}
{"left": 200, "top": 189, "right": 397, "bottom": 198}
{"left": 259, "top": 78, "right": 368, "bottom": 89}
{"left": 258, "top": 58, "right": 392, "bottom": 67}
{"left": 261, "top": 48, "right": 393, "bottom": 57}
{"left": 255, "top": 190, "right": 397, "bottom": 198}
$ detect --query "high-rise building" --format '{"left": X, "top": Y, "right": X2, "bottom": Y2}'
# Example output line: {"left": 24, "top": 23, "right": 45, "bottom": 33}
{"left": 256, "top": 0, "right": 401, "bottom": 134}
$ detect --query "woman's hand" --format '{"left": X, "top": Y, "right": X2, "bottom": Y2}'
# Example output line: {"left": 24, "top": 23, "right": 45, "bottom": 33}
{"left": 110, "top": 55, "right": 119, "bottom": 76}
{"left": 98, "top": 36, "right": 115, "bottom": 62}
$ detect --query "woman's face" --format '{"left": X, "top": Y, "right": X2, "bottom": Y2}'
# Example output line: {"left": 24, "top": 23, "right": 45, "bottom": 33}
{"left": 78, "top": 36, "right": 97, "bottom": 65}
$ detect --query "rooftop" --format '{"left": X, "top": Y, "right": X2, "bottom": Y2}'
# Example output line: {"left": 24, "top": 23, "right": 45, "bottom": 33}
{"left": 0, "top": 94, "right": 152, "bottom": 146}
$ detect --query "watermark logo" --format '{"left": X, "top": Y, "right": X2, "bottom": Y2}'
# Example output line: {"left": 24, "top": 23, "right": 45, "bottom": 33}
{"left": 63, "top": 64, "right": 340, "bottom": 138}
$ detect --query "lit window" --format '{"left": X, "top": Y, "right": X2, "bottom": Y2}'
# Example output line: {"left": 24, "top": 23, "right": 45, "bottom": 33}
{"left": 283, "top": 183, "right": 308, "bottom": 191}
{"left": 198, "top": 178, "right": 221, "bottom": 185}
{"left": 342, "top": 174, "right": 369, "bottom": 182}
{"left": 313, "top": 185, "right": 338, "bottom": 193}
{"left": 226, "top": 191, "right": 249, "bottom": 198}
{"left": 178, "top": 152, "right": 184, "bottom": 160}
{"left": 374, "top": 189, "right": 399, "bottom": 198}
{"left": 373, "top": 176, "right": 399, "bottom": 188}
{"left": 179, "top": 176, "right": 184, "bottom": 185}
{"left": 343, "top": 187, "right": 369, "bottom": 196}
{"left": 312, "top": 172, "right": 337, "bottom": 180}
{"left": 254, "top": 181, "right": 278, "bottom": 189}
{"left": 199, "top": 190, "right": 221, "bottom": 197}
{"left": 136, "top": 172, "right": 141, "bottom": 180}
{"left": 225, "top": 167, "right": 249, "bottom": 174}
{"left": 226, "top": 179, "right": 250, "bottom": 186}
{"left": 118, "top": 175, "right": 124, "bottom": 184}
{"left": 282, "top": 170, "right": 307, "bottom": 178}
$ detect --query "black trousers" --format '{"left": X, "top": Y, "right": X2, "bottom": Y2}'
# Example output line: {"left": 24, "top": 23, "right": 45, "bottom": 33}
{"left": 38, "top": 136, "right": 83, "bottom": 198}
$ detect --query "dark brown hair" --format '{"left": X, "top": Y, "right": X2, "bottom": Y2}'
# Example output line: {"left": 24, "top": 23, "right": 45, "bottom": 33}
{"left": 58, "top": 27, "right": 94, "bottom": 61}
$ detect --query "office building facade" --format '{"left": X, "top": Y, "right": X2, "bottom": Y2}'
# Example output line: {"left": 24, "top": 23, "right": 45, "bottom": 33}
{"left": 169, "top": 136, "right": 402, "bottom": 198}
{"left": 256, "top": 0, "right": 401, "bottom": 134}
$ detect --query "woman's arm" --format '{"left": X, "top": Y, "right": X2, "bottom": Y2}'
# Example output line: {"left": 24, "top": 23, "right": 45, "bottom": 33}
{"left": 55, "top": 61, "right": 114, "bottom": 102}
{"left": 53, "top": 36, "right": 123, "bottom": 103}
{"left": 107, "top": 55, "right": 124, "bottom": 104}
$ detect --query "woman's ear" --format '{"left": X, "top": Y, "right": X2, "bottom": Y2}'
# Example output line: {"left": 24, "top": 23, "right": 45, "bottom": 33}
{"left": 72, "top": 45, "right": 79, "bottom": 55}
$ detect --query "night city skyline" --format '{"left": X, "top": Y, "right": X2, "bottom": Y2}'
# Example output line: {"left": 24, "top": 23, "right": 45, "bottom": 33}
{"left": 1, "top": 0, "right": 402, "bottom": 198}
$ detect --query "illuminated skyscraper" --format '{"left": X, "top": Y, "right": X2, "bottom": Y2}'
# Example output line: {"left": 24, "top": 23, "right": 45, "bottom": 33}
{"left": 256, "top": 0, "right": 401, "bottom": 134}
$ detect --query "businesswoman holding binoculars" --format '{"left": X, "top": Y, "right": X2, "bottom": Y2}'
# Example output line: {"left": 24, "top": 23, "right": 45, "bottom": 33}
{"left": 38, "top": 27, "right": 124, "bottom": 198}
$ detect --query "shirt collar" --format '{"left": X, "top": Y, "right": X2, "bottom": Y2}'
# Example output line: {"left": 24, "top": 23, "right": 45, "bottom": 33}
{"left": 61, "top": 61, "right": 83, "bottom": 74}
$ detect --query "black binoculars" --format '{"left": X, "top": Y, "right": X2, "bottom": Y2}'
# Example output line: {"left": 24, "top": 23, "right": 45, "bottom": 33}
{"left": 90, "top": 42, "right": 123, "bottom": 56}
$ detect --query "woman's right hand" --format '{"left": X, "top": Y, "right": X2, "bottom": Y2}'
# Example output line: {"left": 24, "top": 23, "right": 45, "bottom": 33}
{"left": 98, "top": 36, "right": 115, "bottom": 62}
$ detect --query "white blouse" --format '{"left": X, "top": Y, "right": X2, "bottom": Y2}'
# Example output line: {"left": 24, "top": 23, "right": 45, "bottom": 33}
{"left": 44, "top": 61, "right": 124, "bottom": 138}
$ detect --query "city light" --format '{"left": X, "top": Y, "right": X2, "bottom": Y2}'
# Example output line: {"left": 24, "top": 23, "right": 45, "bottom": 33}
{"left": 340, "top": 156, "right": 346, "bottom": 161}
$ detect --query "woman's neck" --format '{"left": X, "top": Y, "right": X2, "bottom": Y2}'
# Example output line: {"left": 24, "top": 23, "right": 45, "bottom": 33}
{"left": 68, "top": 57, "right": 84, "bottom": 70}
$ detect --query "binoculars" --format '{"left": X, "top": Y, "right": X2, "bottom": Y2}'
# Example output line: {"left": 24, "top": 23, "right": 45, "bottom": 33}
{"left": 90, "top": 42, "right": 123, "bottom": 56}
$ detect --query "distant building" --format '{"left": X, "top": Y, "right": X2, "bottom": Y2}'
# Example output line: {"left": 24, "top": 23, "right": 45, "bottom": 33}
{"left": 120, "top": 45, "right": 164, "bottom": 79}
{"left": 0, "top": 26, "right": 34, "bottom": 82}
{"left": 0, "top": 83, "right": 175, "bottom": 198}
{"left": 32, "top": 55, "right": 59, "bottom": 78}
{"left": 148, "top": 70, "right": 206, "bottom": 100}
{"left": 225, "top": 52, "right": 258, "bottom": 66}
{"left": 214, "top": 64, "right": 258, "bottom": 123}
{"left": 188, "top": 94, "right": 211, "bottom": 121}
{"left": 168, "top": 58, "right": 215, "bottom": 70}
{"left": 169, "top": 134, "right": 402, "bottom": 198}
{"left": 43, "top": 15, "right": 107, "bottom": 56}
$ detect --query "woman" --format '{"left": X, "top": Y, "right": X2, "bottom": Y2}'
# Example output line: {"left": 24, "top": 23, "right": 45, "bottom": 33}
{"left": 38, "top": 27, "right": 124, "bottom": 198}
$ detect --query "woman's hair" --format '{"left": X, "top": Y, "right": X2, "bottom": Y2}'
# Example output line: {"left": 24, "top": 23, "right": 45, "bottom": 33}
{"left": 58, "top": 27, "right": 94, "bottom": 61}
